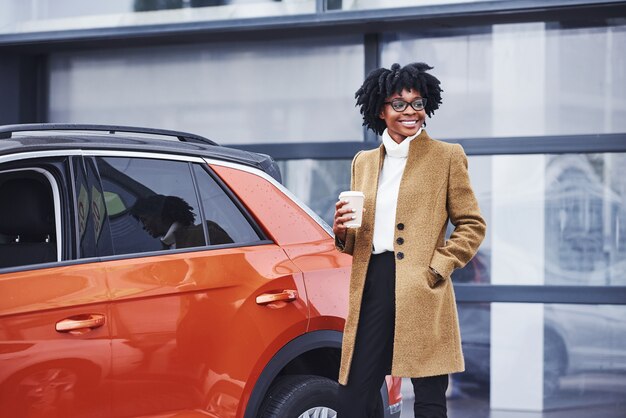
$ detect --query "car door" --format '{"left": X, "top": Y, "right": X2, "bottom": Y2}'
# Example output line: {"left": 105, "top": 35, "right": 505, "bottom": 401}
{"left": 0, "top": 157, "right": 112, "bottom": 418}
{"left": 90, "top": 154, "right": 308, "bottom": 418}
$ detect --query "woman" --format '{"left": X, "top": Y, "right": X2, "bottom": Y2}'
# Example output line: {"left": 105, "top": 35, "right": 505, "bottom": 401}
{"left": 333, "top": 62, "right": 486, "bottom": 417}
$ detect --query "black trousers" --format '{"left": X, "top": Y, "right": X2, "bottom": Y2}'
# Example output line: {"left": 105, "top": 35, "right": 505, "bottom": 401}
{"left": 338, "top": 252, "right": 448, "bottom": 418}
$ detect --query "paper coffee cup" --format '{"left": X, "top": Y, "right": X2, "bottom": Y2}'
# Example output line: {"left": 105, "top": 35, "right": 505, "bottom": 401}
{"left": 338, "top": 191, "right": 365, "bottom": 228}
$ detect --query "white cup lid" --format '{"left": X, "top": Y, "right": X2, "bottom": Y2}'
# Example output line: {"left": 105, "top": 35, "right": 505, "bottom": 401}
{"left": 339, "top": 191, "right": 364, "bottom": 198}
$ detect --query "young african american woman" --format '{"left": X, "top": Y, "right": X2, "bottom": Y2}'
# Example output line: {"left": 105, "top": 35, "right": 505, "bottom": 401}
{"left": 333, "top": 62, "right": 486, "bottom": 418}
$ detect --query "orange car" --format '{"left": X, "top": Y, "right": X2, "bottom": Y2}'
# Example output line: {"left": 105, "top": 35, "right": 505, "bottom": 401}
{"left": 0, "top": 124, "right": 402, "bottom": 418}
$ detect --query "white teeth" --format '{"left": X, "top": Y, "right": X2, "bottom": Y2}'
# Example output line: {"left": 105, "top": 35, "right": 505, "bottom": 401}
{"left": 401, "top": 121, "right": 417, "bottom": 126}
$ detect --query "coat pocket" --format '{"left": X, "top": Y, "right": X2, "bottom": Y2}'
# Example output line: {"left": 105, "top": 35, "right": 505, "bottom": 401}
{"left": 426, "top": 267, "right": 443, "bottom": 288}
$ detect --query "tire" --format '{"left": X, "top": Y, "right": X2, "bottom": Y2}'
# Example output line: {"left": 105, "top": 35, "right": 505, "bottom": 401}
{"left": 258, "top": 375, "right": 339, "bottom": 418}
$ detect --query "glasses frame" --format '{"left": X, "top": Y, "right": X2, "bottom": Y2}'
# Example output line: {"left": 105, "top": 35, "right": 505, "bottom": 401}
{"left": 384, "top": 98, "right": 427, "bottom": 112}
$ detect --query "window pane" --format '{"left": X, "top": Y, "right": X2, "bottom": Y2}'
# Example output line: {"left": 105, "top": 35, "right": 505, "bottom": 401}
{"left": 382, "top": 22, "right": 626, "bottom": 138}
{"left": 192, "top": 164, "right": 260, "bottom": 245}
{"left": 277, "top": 159, "right": 352, "bottom": 227}
{"left": 95, "top": 157, "right": 205, "bottom": 255}
{"left": 48, "top": 36, "right": 364, "bottom": 144}
{"left": 467, "top": 153, "right": 626, "bottom": 286}
{"left": 0, "top": 0, "right": 315, "bottom": 34}
{"left": 438, "top": 303, "right": 626, "bottom": 416}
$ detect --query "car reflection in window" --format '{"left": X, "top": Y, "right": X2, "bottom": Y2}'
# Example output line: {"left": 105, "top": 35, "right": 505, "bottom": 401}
{"left": 130, "top": 194, "right": 233, "bottom": 250}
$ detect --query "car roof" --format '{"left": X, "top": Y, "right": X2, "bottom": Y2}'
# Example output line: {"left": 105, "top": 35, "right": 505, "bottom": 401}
{"left": 0, "top": 124, "right": 282, "bottom": 183}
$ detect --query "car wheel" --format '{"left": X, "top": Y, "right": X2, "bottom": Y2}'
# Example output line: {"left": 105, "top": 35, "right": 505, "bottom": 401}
{"left": 544, "top": 330, "right": 567, "bottom": 396}
{"left": 259, "top": 375, "right": 339, "bottom": 418}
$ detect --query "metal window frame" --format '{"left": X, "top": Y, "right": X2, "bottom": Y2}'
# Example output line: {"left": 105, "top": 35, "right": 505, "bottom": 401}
{"left": 0, "top": 0, "right": 624, "bottom": 49}
{"left": 230, "top": 133, "right": 626, "bottom": 159}
{"left": 455, "top": 285, "right": 626, "bottom": 305}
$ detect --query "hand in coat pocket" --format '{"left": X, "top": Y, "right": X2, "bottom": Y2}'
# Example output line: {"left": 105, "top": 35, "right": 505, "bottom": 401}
{"left": 427, "top": 267, "right": 444, "bottom": 288}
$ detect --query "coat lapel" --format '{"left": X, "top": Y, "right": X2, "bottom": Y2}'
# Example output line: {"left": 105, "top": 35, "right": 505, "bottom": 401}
{"left": 359, "top": 144, "right": 384, "bottom": 235}
{"left": 399, "top": 130, "right": 430, "bottom": 188}
{"left": 396, "top": 130, "right": 436, "bottom": 214}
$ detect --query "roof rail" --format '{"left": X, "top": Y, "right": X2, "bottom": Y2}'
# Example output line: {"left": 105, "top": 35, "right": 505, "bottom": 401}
{"left": 0, "top": 123, "right": 219, "bottom": 146}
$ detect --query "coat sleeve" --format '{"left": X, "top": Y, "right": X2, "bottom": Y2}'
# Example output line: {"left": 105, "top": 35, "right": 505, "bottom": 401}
{"left": 334, "top": 151, "right": 362, "bottom": 255}
{"left": 429, "top": 144, "right": 486, "bottom": 280}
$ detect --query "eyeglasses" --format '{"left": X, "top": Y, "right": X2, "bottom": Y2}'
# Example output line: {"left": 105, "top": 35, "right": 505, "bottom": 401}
{"left": 384, "top": 98, "right": 427, "bottom": 112}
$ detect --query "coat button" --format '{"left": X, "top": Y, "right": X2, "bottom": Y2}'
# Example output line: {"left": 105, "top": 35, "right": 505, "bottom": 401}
{"left": 396, "top": 237, "right": 404, "bottom": 245}
{"left": 397, "top": 223, "right": 405, "bottom": 230}
{"left": 396, "top": 252, "right": 404, "bottom": 260}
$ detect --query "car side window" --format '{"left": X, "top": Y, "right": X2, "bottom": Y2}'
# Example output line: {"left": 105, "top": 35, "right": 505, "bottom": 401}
{"left": 192, "top": 164, "right": 261, "bottom": 245}
{"left": 0, "top": 170, "right": 58, "bottom": 268}
{"left": 73, "top": 157, "right": 115, "bottom": 258}
{"left": 95, "top": 157, "right": 206, "bottom": 255}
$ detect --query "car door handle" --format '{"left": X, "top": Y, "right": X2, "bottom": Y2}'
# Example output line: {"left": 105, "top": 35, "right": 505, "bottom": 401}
{"left": 56, "top": 314, "right": 106, "bottom": 335}
{"left": 256, "top": 290, "right": 298, "bottom": 305}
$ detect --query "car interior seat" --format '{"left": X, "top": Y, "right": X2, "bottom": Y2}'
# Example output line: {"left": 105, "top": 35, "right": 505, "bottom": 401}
{"left": 0, "top": 176, "right": 57, "bottom": 268}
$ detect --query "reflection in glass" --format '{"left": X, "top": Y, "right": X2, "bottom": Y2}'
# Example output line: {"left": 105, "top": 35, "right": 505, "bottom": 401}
{"left": 382, "top": 22, "right": 626, "bottom": 139}
{"left": 73, "top": 158, "right": 116, "bottom": 258}
{"left": 0, "top": 0, "right": 315, "bottom": 34}
{"left": 471, "top": 153, "right": 625, "bottom": 286}
{"left": 95, "top": 157, "right": 206, "bottom": 255}
{"left": 452, "top": 249, "right": 490, "bottom": 284}
{"left": 450, "top": 303, "right": 626, "bottom": 416}
{"left": 455, "top": 302, "right": 491, "bottom": 395}
{"left": 545, "top": 154, "right": 626, "bottom": 286}
{"left": 130, "top": 194, "right": 213, "bottom": 249}
{"left": 542, "top": 305, "right": 626, "bottom": 410}
{"left": 277, "top": 159, "right": 352, "bottom": 227}
{"left": 192, "top": 164, "right": 260, "bottom": 245}
{"left": 49, "top": 37, "right": 363, "bottom": 144}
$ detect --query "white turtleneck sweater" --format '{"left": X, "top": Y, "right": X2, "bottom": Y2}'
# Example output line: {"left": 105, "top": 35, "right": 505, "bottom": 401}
{"left": 372, "top": 127, "right": 423, "bottom": 254}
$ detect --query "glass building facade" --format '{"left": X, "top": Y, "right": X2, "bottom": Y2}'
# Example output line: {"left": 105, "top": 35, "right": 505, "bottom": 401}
{"left": 1, "top": 1, "right": 625, "bottom": 416}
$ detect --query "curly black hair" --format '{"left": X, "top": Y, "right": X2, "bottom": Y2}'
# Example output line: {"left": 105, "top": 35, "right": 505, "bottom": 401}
{"left": 355, "top": 62, "right": 443, "bottom": 135}
{"left": 130, "top": 194, "right": 196, "bottom": 227}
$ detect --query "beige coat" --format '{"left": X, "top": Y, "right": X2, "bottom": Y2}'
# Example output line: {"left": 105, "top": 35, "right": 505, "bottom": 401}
{"left": 336, "top": 130, "right": 486, "bottom": 385}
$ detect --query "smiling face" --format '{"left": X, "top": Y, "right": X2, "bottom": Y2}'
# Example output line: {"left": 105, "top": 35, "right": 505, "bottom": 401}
{"left": 379, "top": 88, "right": 426, "bottom": 144}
